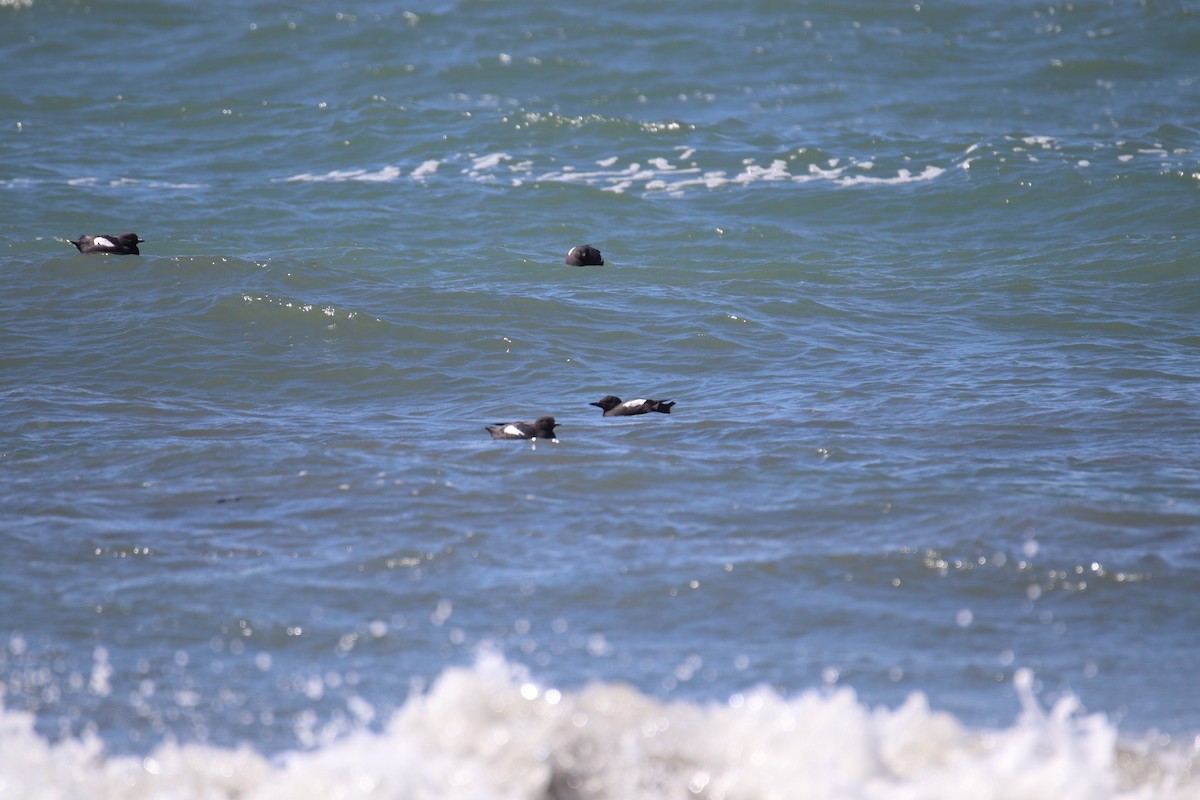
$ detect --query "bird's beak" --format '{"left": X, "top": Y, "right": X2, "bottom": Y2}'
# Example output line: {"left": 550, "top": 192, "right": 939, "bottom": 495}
{"left": 589, "top": 402, "right": 601, "bottom": 408}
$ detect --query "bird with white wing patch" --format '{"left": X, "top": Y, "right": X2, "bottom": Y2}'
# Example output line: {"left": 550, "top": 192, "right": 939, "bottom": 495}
{"left": 485, "top": 416, "right": 560, "bottom": 442}
{"left": 69, "top": 232, "right": 145, "bottom": 255}
{"left": 590, "top": 395, "right": 675, "bottom": 417}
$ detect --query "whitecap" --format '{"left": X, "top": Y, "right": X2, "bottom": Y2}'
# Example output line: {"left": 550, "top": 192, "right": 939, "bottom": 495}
{"left": 409, "top": 160, "right": 440, "bottom": 180}
{"left": 469, "top": 152, "right": 511, "bottom": 171}
{"left": 283, "top": 166, "right": 401, "bottom": 183}
{"left": 836, "top": 165, "right": 946, "bottom": 186}
{"left": 0, "top": 655, "right": 1193, "bottom": 799}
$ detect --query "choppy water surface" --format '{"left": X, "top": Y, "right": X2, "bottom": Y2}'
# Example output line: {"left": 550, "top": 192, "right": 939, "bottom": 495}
{"left": 2, "top": 1, "right": 1199, "bottom": 797}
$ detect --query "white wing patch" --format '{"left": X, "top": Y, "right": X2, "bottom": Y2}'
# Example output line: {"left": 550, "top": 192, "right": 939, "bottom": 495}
{"left": 622, "top": 399, "right": 647, "bottom": 410}
{"left": 93, "top": 236, "right": 115, "bottom": 249}
{"left": 503, "top": 424, "right": 525, "bottom": 437}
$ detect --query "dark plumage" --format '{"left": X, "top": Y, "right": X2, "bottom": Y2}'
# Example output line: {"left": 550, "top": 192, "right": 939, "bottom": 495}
{"left": 485, "top": 416, "right": 560, "bottom": 441}
{"left": 564, "top": 244, "right": 603, "bottom": 266}
{"left": 590, "top": 396, "right": 675, "bottom": 417}
{"left": 70, "top": 232, "right": 144, "bottom": 255}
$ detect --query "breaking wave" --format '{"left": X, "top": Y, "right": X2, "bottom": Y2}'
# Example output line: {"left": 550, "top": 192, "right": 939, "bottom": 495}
{"left": 1, "top": 654, "right": 1193, "bottom": 799}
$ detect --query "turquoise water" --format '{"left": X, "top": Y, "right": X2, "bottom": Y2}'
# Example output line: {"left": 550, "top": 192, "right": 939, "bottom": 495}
{"left": 2, "top": 1, "right": 1199, "bottom": 796}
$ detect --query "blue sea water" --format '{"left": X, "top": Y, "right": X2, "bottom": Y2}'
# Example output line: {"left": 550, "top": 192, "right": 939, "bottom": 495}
{"left": 2, "top": 0, "right": 1199, "bottom": 797}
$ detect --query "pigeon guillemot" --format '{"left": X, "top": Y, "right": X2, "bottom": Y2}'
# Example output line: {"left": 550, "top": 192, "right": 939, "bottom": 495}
{"left": 564, "top": 244, "right": 604, "bottom": 266}
{"left": 70, "top": 232, "right": 144, "bottom": 255}
{"left": 485, "top": 416, "right": 560, "bottom": 441}
{"left": 590, "top": 396, "right": 675, "bottom": 417}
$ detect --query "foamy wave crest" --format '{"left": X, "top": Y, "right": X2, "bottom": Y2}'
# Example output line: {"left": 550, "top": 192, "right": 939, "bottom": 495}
{"left": 64, "top": 177, "right": 206, "bottom": 190}
{"left": 0, "top": 176, "right": 204, "bottom": 189}
{"left": 0, "top": 655, "right": 1194, "bottom": 800}
{"left": 278, "top": 150, "right": 945, "bottom": 194}
{"left": 283, "top": 165, "right": 404, "bottom": 183}
{"left": 278, "top": 129, "right": 1195, "bottom": 194}
{"left": 527, "top": 155, "right": 944, "bottom": 194}
{"left": 957, "top": 133, "right": 1195, "bottom": 175}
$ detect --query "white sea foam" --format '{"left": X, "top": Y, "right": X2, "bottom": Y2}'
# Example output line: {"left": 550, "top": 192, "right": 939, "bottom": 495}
{"left": 59, "top": 177, "right": 205, "bottom": 189}
{"left": 527, "top": 153, "right": 943, "bottom": 194}
{"left": 836, "top": 165, "right": 946, "bottom": 186}
{"left": 276, "top": 150, "right": 947, "bottom": 193}
{"left": 468, "top": 152, "right": 511, "bottom": 171}
{"left": 283, "top": 165, "right": 402, "bottom": 183}
{"left": 410, "top": 160, "right": 440, "bottom": 180}
{"left": 269, "top": 138, "right": 1183, "bottom": 192}
{"left": 0, "top": 655, "right": 1193, "bottom": 799}
{"left": 1022, "top": 135, "right": 1059, "bottom": 149}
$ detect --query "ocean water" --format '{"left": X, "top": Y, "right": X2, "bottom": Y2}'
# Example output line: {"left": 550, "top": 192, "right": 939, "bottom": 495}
{"left": 2, "top": 0, "right": 1199, "bottom": 797}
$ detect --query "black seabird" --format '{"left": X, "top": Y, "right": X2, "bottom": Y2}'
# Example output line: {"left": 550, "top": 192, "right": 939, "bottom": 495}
{"left": 70, "top": 232, "right": 144, "bottom": 255}
{"left": 590, "top": 396, "right": 675, "bottom": 417}
{"left": 564, "top": 244, "right": 603, "bottom": 266}
{"left": 485, "top": 416, "right": 560, "bottom": 441}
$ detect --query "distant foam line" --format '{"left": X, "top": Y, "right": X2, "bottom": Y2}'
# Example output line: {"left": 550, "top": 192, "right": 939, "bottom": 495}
{"left": 276, "top": 135, "right": 1190, "bottom": 191}
{"left": 0, "top": 176, "right": 205, "bottom": 190}
{"left": 835, "top": 165, "right": 946, "bottom": 186}
{"left": 277, "top": 152, "right": 946, "bottom": 193}
{"left": 283, "top": 165, "right": 403, "bottom": 183}
{"left": 0, "top": 654, "right": 1193, "bottom": 799}
{"left": 529, "top": 157, "right": 945, "bottom": 194}
{"left": 8, "top": 137, "right": 1186, "bottom": 193}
